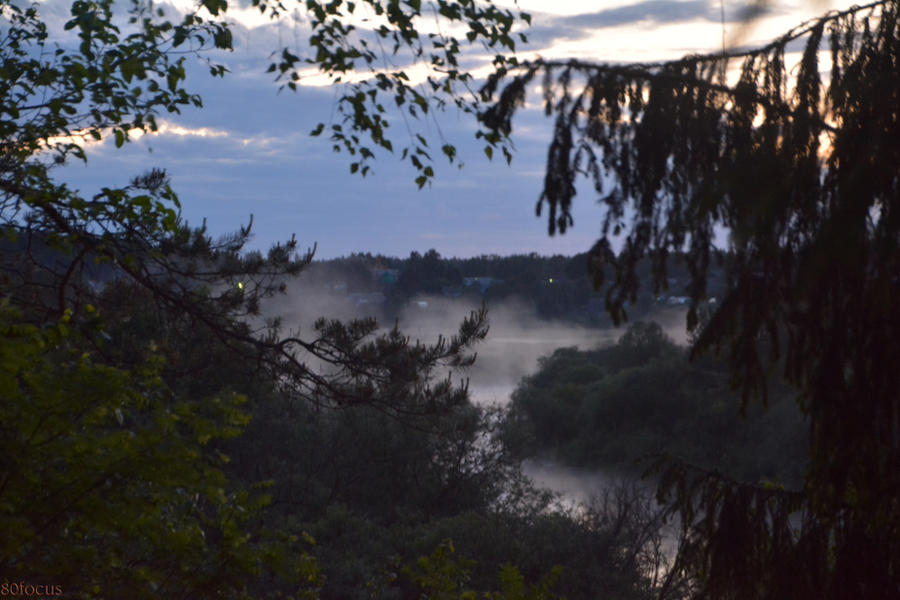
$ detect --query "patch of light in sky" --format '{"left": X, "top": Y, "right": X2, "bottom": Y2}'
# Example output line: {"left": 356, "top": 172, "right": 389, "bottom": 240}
{"left": 505, "top": 0, "right": 843, "bottom": 20}
{"left": 497, "top": 0, "right": 636, "bottom": 17}
{"left": 527, "top": 1, "right": 845, "bottom": 61}
{"left": 153, "top": 0, "right": 855, "bottom": 89}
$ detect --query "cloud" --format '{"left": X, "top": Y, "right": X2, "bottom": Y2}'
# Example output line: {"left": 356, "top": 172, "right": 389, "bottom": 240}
{"left": 524, "top": 0, "right": 788, "bottom": 47}
{"left": 154, "top": 122, "right": 229, "bottom": 138}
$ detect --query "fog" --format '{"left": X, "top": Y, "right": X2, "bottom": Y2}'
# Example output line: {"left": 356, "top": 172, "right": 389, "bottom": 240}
{"left": 262, "top": 277, "right": 614, "bottom": 401}
{"left": 394, "top": 295, "right": 617, "bottom": 405}
{"left": 402, "top": 295, "right": 692, "bottom": 405}
{"left": 522, "top": 458, "right": 627, "bottom": 510}
{"left": 263, "top": 272, "right": 692, "bottom": 504}
{"left": 265, "top": 274, "right": 689, "bottom": 403}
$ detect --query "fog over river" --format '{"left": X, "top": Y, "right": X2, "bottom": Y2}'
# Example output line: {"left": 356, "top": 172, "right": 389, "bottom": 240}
{"left": 265, "top": 285, "right": 690, "bottom": 503}
{"left": 393, "top": 296, "right": 690, "bottom": 405}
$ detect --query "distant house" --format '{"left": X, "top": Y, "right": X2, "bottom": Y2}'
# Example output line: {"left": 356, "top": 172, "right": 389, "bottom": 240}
{"left": 371, "top": 267, "right": 399, "bottom": 286}
{"left": 381, "top": 271, "right": 398, "bottom": 285}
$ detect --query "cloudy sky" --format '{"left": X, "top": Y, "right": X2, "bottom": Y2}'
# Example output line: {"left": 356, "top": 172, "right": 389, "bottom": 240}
{"left": 56, "top": 0, "right": 846, "bottom": 259}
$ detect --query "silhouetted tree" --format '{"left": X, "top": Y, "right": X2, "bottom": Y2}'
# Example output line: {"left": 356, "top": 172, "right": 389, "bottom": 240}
{"left": 478, "top": 2, "right": 900, "bottom": 597}
{"left": 0, "top": 0, "right": 496, "bottom": 594}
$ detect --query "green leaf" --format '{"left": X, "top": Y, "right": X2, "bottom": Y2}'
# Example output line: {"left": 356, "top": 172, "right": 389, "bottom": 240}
{"left": 442, "top": 144, "right": 456, "bottom": 162}
{"left": 201, "top": 0, "right": 227, "bottom": 16}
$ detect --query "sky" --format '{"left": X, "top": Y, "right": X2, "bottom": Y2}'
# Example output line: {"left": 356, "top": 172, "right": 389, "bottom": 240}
{"left": 53, "top": 0, "right": 847, "bottom": 259}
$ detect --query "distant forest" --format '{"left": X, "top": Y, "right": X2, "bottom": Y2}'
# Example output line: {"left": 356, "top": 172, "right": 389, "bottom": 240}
{"left": 301, "top": 250, "right": 727, "bottom": 325}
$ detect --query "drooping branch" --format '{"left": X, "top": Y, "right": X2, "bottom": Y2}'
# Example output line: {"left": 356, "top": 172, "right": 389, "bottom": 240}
{"left": 479, "top": 2, "right": 900, "bottom": 597}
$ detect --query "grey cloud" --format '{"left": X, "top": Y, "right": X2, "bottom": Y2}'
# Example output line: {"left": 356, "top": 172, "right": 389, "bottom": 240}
{"left": 525, "top": 0, "right": 785, "bottom": 46}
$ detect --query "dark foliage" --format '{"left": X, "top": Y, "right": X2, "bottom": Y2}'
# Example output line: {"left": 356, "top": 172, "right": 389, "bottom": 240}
{"left": 503, "top": 322, "right": 807, "bottom": 486}
{"left": 479, "top": 2, "right": 900, "bottom": 597}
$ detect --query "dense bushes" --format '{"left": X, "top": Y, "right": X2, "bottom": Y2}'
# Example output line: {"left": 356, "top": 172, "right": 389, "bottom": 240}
{"left": 502, "top": 323, "right": 808, "bottom": 487}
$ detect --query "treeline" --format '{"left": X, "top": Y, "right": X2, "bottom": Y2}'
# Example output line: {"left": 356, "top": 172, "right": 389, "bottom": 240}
{"left": 501, "top": 322, "right": 808, "bottom": 488}
{"left": 303, "top": 249, "right": 726, "bottom": 324}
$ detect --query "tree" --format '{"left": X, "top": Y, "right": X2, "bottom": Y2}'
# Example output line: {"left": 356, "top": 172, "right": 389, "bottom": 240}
{"left": 264, "top": 0, "right": 530, "bottom": 186}
{"left": 472, "top": 1, "right": 899, "bottom": 597}
{"left": 501, "top": 321, "right": 808, "bottom": 485}
{"left": 1, "top": 0, "right": 511, "bottom": 594}
{"left": 0, "top": 301, "right": 329, "bottom": 599}
{"left": 8, "top": 0, "right": 896, "bottom": 595}
{"left": 0, "top": 0, "right": 512, "bottom": 418}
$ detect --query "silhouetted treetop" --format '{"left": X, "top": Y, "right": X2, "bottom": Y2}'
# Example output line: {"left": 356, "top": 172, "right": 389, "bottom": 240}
{"left": 479, "top": 2, "right": 898, "bottom": 598}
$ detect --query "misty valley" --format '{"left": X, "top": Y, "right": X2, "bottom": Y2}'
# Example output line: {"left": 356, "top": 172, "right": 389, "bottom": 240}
{"left": 2, "top": 240, "right": 809, "bottom": 599}
{"left": 3, "top": 0, "right": 896, "bottom": 595}
{"left": 236, "top": 250, "right": 808, "bottom": 597}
